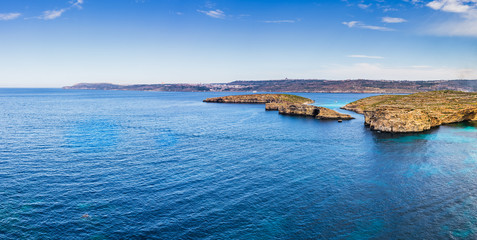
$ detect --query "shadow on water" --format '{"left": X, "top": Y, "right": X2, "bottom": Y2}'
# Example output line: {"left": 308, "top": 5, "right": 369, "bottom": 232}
{"left": 369, "top": 126, "right": 439, "bottom": 142}
{"left": 368, "top": 121, "right": 477, "bottom": 146}
{"left": 446, "top": 120, "right": 477, "bottom": 129}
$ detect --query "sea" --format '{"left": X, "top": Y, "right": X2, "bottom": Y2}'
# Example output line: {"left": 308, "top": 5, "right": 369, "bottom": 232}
{"left": 0, "top": 88, "right": 476, "bottom": 239}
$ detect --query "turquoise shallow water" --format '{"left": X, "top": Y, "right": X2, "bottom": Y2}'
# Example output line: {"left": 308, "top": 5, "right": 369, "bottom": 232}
{"left": 0, "top": 89, "right": 476, "bottom": 239}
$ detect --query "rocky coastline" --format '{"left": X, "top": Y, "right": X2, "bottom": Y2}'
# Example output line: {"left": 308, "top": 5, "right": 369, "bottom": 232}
{"left": 342, "top": 90, "right": 477, "bottom": 133}
{"left": 204, "top": 94, "right": 354, "bottom": 120}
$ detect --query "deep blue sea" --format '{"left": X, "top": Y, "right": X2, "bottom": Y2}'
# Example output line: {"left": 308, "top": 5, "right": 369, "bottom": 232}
{"left": 1, "top": 89, "right": 476, "bottom": 239}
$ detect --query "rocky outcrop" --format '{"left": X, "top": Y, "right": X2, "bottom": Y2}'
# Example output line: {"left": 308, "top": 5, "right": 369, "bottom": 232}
{"left": 278, "top": 104, "right": 354, "bottom": 120}
{"left": 205, "top": 94, "right": 353, "bottom": 120}
{"left": 342, "top": 91, "right": 477, "bottom": 132}
{"left": 203, "top": 94, "right": 314, "bottom": 105}
{"left": 265, "top": 103, "right": 281, "bottom": 111}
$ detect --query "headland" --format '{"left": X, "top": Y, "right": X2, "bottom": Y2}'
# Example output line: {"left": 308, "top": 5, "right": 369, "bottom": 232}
{"left": 342, "top": 90, "right": 477, "bottom": 132}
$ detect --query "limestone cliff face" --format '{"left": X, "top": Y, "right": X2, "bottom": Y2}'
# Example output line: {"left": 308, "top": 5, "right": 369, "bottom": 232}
{"left": 363, "top": 108, "right": 433, "bottom": 132}
{"left": 278, "top": 104, "right": 354, "bottom": 120}
{"left": 205, "top": 94, "right": 353, "bottom": 120}
{"left": 342, "top": 91, "right": 477, "bottom": 133}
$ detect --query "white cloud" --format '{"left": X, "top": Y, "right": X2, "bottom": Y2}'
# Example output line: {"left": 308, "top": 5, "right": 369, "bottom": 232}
{"left": 358, "top": 3, "right": 372, "bottom": 9}
{"left": 319, "top": 63, "right": 477, "bottom": 80}
{"left": 343, "top": 21, "right": 394, "bottom": 31}
{"left": 427, "top": 0, "right": 473, "bottom": 13}
{"left": 0, "top": 13, "right": 21, "bottom": 20}
{"left": 38, "top": 0, "right": 84, "bottom": 20}
{"left": 71, "top": 0, "right": 84, "bottom": 9}
{"left": 343, "top": 21, "right": 359, "bottom": 28}
{"left": 263, "top": 20, "right": 296, "bottom": 23}
{"left": 40, "top": 9, "right": 66, "bottom": 20}
{"left": 425, "top": 0, "right": 477, "bottom": 37}
{"left": 382, "top": 17, "right": 407, "bottom": 23}
{"left": 348, "top": 55, "right": 384, "bottom": 59}
{"left": 427, "top": 18, "right": 477, "bottom": 36}
{"left": 197, "top": 9, "right": 225, "bottom": 19}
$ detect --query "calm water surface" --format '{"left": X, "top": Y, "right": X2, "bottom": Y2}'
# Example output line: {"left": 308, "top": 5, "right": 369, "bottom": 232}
{"left": 0, "top": 89, "right": 476, "bottom": 239}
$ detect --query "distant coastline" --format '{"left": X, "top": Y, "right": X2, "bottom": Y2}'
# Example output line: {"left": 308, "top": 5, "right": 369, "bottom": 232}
{"left": 63, "top": 79, "right": 477, "bottom": 94}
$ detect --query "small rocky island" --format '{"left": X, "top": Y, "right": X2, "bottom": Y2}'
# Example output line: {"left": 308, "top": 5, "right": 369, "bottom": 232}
{"left": 342, "top": 90, "right": 477, "bottom": 133}
{"left": 204, "top": 94, "right": 354, "bottom": 120}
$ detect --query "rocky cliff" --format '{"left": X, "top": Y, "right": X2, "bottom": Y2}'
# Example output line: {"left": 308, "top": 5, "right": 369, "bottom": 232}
{"left": 276, "top": 104, "right": 354, "bottom": 120}
{"left": 342, "top": 91, "right": 477, "bottom": 132}
{"left": 204, "top": 94, "right": 353, "bottom": 120}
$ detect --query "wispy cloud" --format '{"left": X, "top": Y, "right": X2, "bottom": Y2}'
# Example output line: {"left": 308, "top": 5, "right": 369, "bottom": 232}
{"left": 348, "top": 55, "right": 384, "bottom": 59}
{"left": 205, "top": 1, "right": 216, "bottom": 9}
{"left": 427, "top": 0, "right": 472, "bottom": 13}
{"left": 343, "top": 21, "right": 394, "bottom": 31}
{"left": 197, "top": 9, "right": 225, "bottom": 19}
{"left": 383, "top": 8, "right": 398, "bottom": 12}
{"left": 404, "top": 0, "right": 424, "bottom": 6}
{"left": 262, "top": 20, "right": 296, "bottom": 23}
{"left": 382, "top": 17, "right": 407, "bottom": 23}
{"left": 40, "top": 9, "right": 66, "bottom": 20}
{"left": 358, "top": 3, "right": 371, "bottom": 9}
{"left": 424, "top": 0, "right": 477, "bottom": 37}
{"left": 38, "top": 0, "right": 84, "bottom": 20}
{"left": 71, "top": 0, "right": 84, "bottom": 9}
{"left": 0, "top": 13, "right": 21, "bottom": 21}
{"left": 342, "top": 21, "right": 359, "bottom": 28}
{"left": 427, "top": 19, "right": 477, "bottom": 37}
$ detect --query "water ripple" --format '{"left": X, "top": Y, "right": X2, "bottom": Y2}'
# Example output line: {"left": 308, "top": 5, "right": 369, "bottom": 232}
{"left": 0, "top": 89, "right": 476, "bottom": 239}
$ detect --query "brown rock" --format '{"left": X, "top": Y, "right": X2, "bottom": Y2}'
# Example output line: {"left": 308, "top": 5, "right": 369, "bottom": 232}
{"left": 278, "top": 104, "right": 354, "bottom": 120}
{"left": 203, "top": 94, "right": 314, "bottom": 104}
{"left": 204, "top": 94, "right": 353, "bottom": 121}
{"left": 342, "top": 90, "right": 477, "bottom": 132}
{"left": 265, "top": 103, "right": 280, "bottom": 111}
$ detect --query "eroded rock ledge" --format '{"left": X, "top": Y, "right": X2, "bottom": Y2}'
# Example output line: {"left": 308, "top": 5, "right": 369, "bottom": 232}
{"left": 341, "top": 90, "right": 477, "bottom": 133}
{"left": 204, "top": 94, "right": 353, "bottom": 120}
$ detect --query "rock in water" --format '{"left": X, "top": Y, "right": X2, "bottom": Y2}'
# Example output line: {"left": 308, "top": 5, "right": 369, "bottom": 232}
{"left": 341, "top": 90, "right": 477, "bottom": 133}
{"left": 265, "top": 103, "right": 281, "bottom": 111}
{"left": 278, "top": 104, "right": 353, "bottom": 120}
{"left": 204, "top": 94, "right": 353, "bottom": 120}
{"left": 203, "top": 94, "right": 314, "bottom": 104}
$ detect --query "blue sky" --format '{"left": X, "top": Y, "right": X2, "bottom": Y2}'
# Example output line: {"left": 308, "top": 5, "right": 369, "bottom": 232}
{"left": 1, "top": 0, "right": 476, "bottom": 87}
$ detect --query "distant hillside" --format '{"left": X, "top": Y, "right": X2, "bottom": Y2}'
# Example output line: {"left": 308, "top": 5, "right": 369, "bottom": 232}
{"left": 63, "top": 79, "right": 477, "bottom": 93}
{"left": 228, "top": 80, "right": 477, "bottom": 93}
{"left": 62, "top": 83, "right": 212, "bottom": 92}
